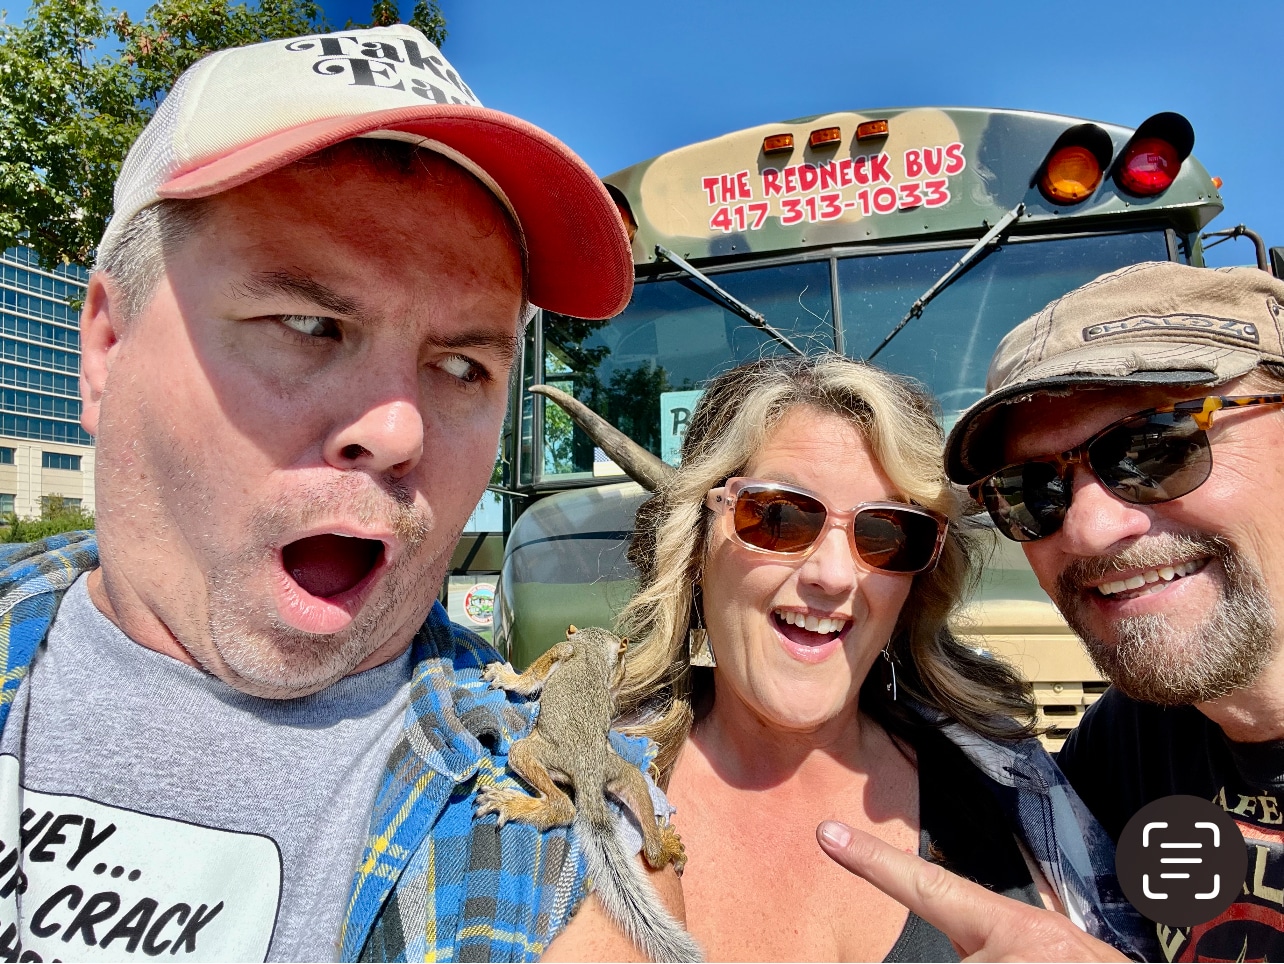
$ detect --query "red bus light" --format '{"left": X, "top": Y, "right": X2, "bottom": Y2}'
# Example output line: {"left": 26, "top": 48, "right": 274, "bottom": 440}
{"left": 1117, "top": 137, "right": 1181, "bottom": 196}
{"left": 1039, "top": 145, "right": 1102, "bottom": 204}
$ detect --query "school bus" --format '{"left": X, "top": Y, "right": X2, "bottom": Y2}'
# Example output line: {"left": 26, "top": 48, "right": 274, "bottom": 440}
{"left": 484, "top": 106, "right": 1224, "bottom": 747}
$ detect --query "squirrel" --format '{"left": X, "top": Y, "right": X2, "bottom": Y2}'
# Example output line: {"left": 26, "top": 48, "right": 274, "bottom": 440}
{"left": 478, "top": 625, "right": 702, "bottom": 963}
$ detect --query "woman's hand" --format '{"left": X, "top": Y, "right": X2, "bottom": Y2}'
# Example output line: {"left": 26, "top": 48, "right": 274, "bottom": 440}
{"left": 816, "top": 821, "right": 1129, "bottom": 963}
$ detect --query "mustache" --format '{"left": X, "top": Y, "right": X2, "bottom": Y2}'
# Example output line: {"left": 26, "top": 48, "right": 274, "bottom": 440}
{"left": 1055, "top": 531, "right": 1230, "bottom": 598}
{"left": 254, "top": 476, "right": 430, "bottom": 546}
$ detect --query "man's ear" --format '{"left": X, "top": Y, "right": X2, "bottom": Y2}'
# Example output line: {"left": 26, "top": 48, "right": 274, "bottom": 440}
{"left": 80, "top": 273, "right": 127, "bottom": 437}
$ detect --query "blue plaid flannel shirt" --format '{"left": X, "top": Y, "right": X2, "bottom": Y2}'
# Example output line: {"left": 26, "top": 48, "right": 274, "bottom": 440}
{"left": 0, "top": 532, "right": 645, "bottom": 962}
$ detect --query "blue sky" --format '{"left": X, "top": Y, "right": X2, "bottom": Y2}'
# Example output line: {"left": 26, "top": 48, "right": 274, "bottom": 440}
{"left": 425, "top": 0, "right": 1278, "bottom": 269}
{"left": 6, "top": 0, "right": 1277, "bottom": 263}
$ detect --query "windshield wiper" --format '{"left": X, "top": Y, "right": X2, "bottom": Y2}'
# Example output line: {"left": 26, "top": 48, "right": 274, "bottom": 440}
{"left": 865, "top": 203, "right": 1025, "bottom": 361}
{"left": 654, "top": 244, "right": 804, "bottom": 356}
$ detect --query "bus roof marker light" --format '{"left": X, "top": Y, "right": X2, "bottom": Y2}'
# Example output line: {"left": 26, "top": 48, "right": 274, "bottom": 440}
{"left": 809, "top": 126, "right": 842, "bottom": 148}
{"left": 856, "top": 119, "right": 889, "bottom": 141}
{"left": 763, "top": 133, "right": 794, "bottom": 155}
{"left": 1113, "top": 112, "right": 1194, "bottom": 197}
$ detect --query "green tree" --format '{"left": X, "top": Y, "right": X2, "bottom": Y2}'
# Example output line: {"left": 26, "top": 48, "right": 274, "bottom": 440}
{"left": 0, "top": 493, "right": 95, "bottom": 542}
{"left": 347, "top": 0, "right": 443, "bottom": 42}
{"left": 405, "top": 0, "right": 445, "bottom": 42}
{"left": 116, "top": 0, "right": 325, "bottom": 113}
{"left": 0, "top": 0, "right": 141, "bottom": 264}
{"left": 0, "top": 0, "right": 446, "bottom": 268}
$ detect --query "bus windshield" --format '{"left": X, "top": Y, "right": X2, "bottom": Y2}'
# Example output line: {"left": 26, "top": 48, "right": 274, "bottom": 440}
{"left": 528, "top": 258, "right": 834, "bottom": 481}
{"left": 840, "top": 230, "right": 1169, "bottom": 417}
{"left": 527, "top": 229, "right": 1168, "bottom": 481}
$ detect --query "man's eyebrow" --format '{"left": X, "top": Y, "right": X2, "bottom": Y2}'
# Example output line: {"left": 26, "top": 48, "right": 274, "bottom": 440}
{"left": 437, "top": 329, "right": 522, "bottom": 367}
{"left": 234, "top": 271, "right": 362, "bottom": 318}
{"left": 235, "top": 270, "right": 522, "bottom": 363}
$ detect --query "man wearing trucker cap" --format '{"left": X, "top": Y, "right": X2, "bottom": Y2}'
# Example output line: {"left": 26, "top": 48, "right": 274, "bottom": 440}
{"left": 960, "top": 261, "right": 1284, "bottom": 958}
{"left": 817, "top": 262, "right": 1284, "bottom": 961}
{"left": 0, "top": 23, "right": 677, "bottom": 963}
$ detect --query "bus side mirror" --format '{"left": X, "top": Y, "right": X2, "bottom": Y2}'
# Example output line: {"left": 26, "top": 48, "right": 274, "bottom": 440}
{"left": 1270, "top": 247, "right": 1284, "bottom": 280}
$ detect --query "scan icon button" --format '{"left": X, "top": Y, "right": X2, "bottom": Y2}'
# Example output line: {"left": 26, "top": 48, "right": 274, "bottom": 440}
{"left": 1116, "top": 796, "right": 1246, "bottom": 927}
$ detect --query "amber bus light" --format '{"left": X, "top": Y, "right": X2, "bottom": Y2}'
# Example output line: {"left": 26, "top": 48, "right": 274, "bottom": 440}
{"left": 809, "top": 127, "right": 842, "bottom": 148}
{"left": 856, "top": 119, "right": 889, "bottom": 140}
{"left": 763, "top": 133, "right": 794, "bottom": 155}
{"left": 1039, "top": 145, "right": 1102, "bottom": 204}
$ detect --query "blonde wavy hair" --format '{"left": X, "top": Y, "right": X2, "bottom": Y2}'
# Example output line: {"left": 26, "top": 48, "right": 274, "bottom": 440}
{"left": 616, "top": 354, "right": 1035, "bottom": 783}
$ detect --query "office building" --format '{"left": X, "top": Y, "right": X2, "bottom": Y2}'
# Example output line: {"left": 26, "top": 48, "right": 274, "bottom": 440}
{"left": 0, "top": 244, "right": 94, "bottom": 518}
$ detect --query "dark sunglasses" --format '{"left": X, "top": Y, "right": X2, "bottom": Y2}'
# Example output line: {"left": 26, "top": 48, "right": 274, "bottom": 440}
{"left": 704, "top": 477, "right": 948, "bottom": 575}
{"left": 971, "top": 394, "right": 1284, "bottom": 542}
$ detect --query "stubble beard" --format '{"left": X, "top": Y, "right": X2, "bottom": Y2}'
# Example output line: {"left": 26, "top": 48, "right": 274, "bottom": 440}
{"left": 95, "top": 353, "right": 460, "bottom": 700}
{"left": 204, "top": 482, "right": 444, "bottom": 698}
{"left": 1055, "top": 532, "right": 1277, "bottom": 706}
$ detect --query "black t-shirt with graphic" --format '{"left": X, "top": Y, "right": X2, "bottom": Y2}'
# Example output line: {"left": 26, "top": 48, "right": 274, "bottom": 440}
{"left": 1059, "top": 687, "right": 1284, "bottom": 963}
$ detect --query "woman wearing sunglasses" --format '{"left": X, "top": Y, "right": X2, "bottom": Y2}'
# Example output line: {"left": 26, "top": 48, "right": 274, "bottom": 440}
{"left": 605, "top": 354, "right": 1145, "bottom": 961}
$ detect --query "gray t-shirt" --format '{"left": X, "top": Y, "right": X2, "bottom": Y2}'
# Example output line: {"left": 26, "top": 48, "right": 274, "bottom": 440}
{"left": 0, "top": 574, "right": 414, "bottom": 962}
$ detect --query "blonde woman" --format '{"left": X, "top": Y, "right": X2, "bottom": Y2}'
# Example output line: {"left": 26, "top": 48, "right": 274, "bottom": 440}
{"left": 604, "top": 354, "right": 1148, "bottom": 962}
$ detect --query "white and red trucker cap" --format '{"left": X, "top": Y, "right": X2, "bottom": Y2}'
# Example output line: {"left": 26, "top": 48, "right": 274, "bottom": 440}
{"left": 99, "top": 24, "right": 633, "bottom": 320}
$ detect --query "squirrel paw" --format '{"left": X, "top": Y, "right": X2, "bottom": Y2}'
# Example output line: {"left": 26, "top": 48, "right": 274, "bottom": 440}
{"left": 477, "top": 786, "right": 570, "bottom": 830}
{"left": 475, "top": 785, "right": 526, "bottom": 826}
{"left": 481, "top": 661, "right": 519, "bottom": 690}
{"left": 645, "top": 821, "right": 689, "bottom": 877}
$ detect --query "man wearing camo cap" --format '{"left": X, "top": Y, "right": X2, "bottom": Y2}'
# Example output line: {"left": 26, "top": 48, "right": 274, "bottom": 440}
{"left": 943, "top": 261, "right": 1284, "bottom": 961}
{"left": 0, "top": 23, "right": 678, "bottom": 962}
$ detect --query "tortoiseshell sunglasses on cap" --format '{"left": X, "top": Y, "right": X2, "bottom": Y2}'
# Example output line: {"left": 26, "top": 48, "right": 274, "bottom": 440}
{"left": 971, "top": 394, "right": 1284, "bottom": 543}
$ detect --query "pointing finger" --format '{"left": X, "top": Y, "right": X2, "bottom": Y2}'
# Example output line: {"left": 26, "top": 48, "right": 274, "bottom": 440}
{"left": 816, "top": 821, "right": 1127, "bottom": 963}
{"left": 817, "top": 820, "right": 1003, "bottom": 953}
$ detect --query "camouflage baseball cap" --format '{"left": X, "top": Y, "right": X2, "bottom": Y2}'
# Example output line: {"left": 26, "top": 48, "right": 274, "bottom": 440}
{"left": 945, "top": 261, "right": 1284, "bottom": 485}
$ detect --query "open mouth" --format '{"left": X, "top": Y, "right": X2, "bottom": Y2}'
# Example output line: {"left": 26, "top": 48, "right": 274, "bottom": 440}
{"left": 773, "top": 609, "right": 849, "bottom": 647}
{"left": 282, "top": 534, "right": 385, "bottom": 600}
{"left": 1094, "top": 558, "right": 1206, "bottom": 600}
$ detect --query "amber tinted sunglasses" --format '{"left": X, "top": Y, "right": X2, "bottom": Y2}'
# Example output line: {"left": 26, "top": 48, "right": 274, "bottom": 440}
{"left": 704, "top": 478, "right": 948, "bottom": 574}
{"left": 971, "top": 394, "right": 1284, "bottom": 542}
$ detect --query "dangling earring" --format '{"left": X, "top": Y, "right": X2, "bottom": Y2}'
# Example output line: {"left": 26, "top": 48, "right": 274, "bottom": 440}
{"left": 881, "top": 646, "right": 897, "bottom": 702}
{"left": 688, "top": 589, "right": 716, "bottom": 667}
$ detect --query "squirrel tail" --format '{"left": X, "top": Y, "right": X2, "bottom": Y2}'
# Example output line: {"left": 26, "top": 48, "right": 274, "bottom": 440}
{"left": 573, "top": 808, "right": 703, "bottom": 963}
